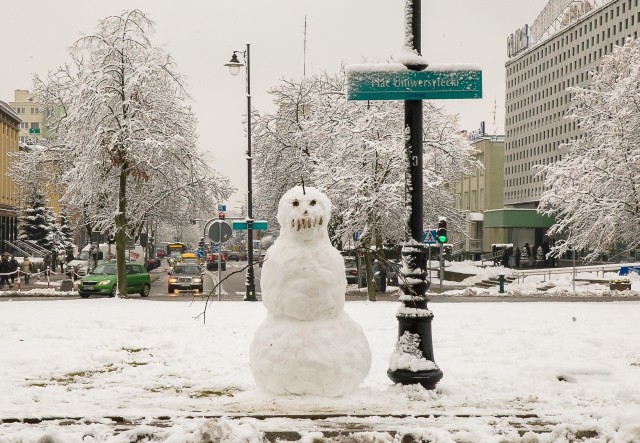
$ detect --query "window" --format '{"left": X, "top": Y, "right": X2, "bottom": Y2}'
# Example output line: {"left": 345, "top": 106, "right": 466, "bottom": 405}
{"left": 30, "top": 107, "right": 39, "bottom": 114}
{"left": 30, "top": 122, "right": 40, "bottom": 129}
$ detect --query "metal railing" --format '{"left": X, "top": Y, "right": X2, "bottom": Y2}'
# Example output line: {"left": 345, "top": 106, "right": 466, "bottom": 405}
{"left": 5, "top": 239, "right": 49, "bottom": 258}
{"left": 481, "top": 250, "right": 503, "bottom": 264}
{"left": 3, "top": 240, "right": 31, "bottom": 257}
{"left": 512, "top": 262, "right": 640, "bottom": 284}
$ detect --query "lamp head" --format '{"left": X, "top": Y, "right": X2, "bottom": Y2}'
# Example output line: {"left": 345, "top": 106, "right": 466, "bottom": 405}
{"left": 225, "top": 51, "right": 244, "bottom": 76}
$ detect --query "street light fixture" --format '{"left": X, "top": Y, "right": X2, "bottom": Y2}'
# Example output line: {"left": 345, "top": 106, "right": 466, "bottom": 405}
{"left": 225, "top": 44, "right": 257, "bottom": 302}
{"left": 225, "top": 51, "right": 244, "bottom": 76}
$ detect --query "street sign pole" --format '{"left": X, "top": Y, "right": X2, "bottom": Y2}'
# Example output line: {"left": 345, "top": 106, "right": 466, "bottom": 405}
{"left": 218, "top": 223, "right": 222, "bottom": 301}
{"left": 439, "top": 245, "right": 444, "bottom": 292}
{"left": 385, "top": 0, "right": 443, "bottom": 391}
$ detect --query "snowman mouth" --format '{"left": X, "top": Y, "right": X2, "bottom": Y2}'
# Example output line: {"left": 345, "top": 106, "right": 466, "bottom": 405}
{"left": 290, "top": 216, "right": 323, "bottom": 231}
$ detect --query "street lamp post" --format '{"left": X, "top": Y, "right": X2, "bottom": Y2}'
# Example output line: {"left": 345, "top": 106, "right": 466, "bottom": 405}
{"left": 386, "top": 0, "right": 443, "bottom": 390}
{"left": 226, "top": 43, "right": 257, "bottom": 302}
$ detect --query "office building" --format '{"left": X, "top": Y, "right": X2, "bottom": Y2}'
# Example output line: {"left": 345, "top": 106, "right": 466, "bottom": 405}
{"left": 0, "top": 100, "right": 21, "bottom": 253}
{"left": 494, "top": 0, "right": 638, "bottom": 246}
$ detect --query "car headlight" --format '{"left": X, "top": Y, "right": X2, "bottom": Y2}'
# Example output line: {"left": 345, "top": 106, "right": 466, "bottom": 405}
{"left": 192, "top": 278, "right": 202, "bottom": 283}
{"left": 168, "top": 277, "right": 178, "bottom": 283}
{"left": 76, "top": 264, "right": 84, "bottom": 268}
{"left": 97, "top": 280, "right": 111, "bottom": 286}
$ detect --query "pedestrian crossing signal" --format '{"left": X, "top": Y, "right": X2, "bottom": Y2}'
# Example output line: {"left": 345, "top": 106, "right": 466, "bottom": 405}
{"left": 437, "top": 219, "right": 447, "bottom": 243}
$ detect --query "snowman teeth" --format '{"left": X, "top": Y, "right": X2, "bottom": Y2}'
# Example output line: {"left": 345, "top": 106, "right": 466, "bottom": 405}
{"left": 292, "top": 217, "right": 319, "bottom": 231}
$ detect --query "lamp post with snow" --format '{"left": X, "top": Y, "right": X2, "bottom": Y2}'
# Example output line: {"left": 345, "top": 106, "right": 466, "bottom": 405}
{"left": 386, "top": 0, "right": 443, "bottom": 390}
{"left": 225, "top": 44, "right": 257, "bottom": 301}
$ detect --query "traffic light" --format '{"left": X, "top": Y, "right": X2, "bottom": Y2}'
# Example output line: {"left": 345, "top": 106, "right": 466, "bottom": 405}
{"left": 218, "top": 212, "right": 225, "bottom": 220}
{"left": 436, "top": 218, "right": 447, "bottom": 244}
{"left": 198, "top": 237, "right": 206, "bottom": 249}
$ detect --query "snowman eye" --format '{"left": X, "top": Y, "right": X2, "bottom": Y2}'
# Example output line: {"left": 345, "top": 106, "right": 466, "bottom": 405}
{"left": 310, "top": 200, "right": 316, "bottom": 206}
{"left": 293, "top": 200, "right": 299, "bottom": 207}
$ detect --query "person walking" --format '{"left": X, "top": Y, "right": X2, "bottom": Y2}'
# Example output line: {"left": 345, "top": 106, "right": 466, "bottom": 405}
{"left": 515, "top": 247, "right": 522, "bottom": 268}
{"left": 524, "top": 243, "right": 533, "bottom": 266}
{"left": 377, "top": 259, "right": 388, "bottom": 293}
{"left": 8, "top": 255, "right": 18, "bottom": 284}
{"left": 21, "top": 256, "right": 32, "bottom": 285}
{"left": 0, "top": 254, "right": 11, "bottom": 289}
{"left": 59, "top": 255, "right": 65, "bottom": 274}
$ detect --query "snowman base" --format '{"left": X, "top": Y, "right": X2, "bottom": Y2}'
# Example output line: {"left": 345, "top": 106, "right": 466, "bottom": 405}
{"left": 250, "top": 312, "right": 371, "bottom": 397}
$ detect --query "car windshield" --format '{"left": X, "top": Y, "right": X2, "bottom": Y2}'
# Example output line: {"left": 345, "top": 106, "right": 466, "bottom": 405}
{"left": 173, "top": 266, "right": 200, "bottom": 275}
{"left": 75, "top": 251, "right": 90, "bottom": 261}
{"left": 92, "top": 264, "right": 116, "bottom": 275}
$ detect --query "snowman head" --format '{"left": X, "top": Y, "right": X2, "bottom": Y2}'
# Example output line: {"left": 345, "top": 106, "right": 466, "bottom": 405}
{"left": 277, "top": 186, "right": 331, "bottom": 241}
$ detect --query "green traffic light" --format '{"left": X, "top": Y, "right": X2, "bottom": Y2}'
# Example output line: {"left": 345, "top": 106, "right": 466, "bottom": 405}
{"left": 437, "top": 234, "right": 447, "bottom": 243}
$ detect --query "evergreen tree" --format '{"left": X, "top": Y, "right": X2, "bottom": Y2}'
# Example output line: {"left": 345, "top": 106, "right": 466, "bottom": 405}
{"left": 20, "top": 191, "right": 56, "bottom": 250}
{"left": 58, "top": 209, "right": 76, "bottom": 260}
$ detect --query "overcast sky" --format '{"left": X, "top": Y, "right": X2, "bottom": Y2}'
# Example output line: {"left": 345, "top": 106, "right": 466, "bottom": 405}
{"left": 1, "top": 0, "right": 549, "bottom": 213}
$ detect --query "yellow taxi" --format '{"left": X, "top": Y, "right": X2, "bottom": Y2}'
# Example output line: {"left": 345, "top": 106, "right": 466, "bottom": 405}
{"left": 180, "top": 252, "right": 201, "bottom": 265}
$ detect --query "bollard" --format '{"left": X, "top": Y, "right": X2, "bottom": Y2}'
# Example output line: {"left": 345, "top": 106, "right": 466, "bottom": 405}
{"left": 47, "top": 266, "right": 51, "bottom": 289}
{"left": 17, "top": 270, "right": 21, "bottom": 291}
{"left": 498, "top": 273, "right": 505, "bottom": 294}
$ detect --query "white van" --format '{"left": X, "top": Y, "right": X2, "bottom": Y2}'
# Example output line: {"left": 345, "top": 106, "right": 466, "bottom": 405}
{"left": 67, "top": 243, "right": 145, "bottom": 277}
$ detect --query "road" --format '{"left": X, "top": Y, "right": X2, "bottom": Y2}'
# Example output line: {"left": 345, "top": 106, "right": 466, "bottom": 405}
{"left": 2, "top": 262, "right": 638, "bottom": 302}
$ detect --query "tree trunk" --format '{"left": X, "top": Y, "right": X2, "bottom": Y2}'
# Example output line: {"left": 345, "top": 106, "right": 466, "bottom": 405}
{"left": 363, "top": 236, "right": 376, "bottom": 302}
{"left": 115, "top": 164, "right": 128, "bottom": 298}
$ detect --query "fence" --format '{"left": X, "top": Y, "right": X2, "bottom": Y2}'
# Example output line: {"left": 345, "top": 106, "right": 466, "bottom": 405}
{"left": 512, "top": 262, "right": 640, "bottom": 284}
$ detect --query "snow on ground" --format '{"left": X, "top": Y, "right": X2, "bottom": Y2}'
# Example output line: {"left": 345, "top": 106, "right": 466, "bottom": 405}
{"left": 1, "top": 295, "right": 640, "bottom": 441}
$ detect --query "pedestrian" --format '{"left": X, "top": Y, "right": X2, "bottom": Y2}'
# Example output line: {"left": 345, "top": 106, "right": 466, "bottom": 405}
{"left": 515, "top": 247, "right": 522, "bottom": 268}
{"left": 21, "top": 255, "right": 31, "bottom": 285}
{"left": 492, "top": 245, "right": 499, "bottom": 266}
{"left": 532, "top": 244, "right": 539, "bottom": 266}
{"left": 377, "top": 259, "right": 388, "bottom": 293}
{"left": 59, "top": 255, "right": 65, "bottom": 274}
{"left": 43, "top": 253, "right": 51, "bottom": 270}
{"left": 542, "top": 240, "right": 550, "bottom": 266}
{"left": 0, "top": 254, "right": 11, "bottom": 289}
{"left": 501, "top": 247, "right": 509, "bottom": 268}
{"left": 8, "top": 255, "right": 18, "bottom": 284}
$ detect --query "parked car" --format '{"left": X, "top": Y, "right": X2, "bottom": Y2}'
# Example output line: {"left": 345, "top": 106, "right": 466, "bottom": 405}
{"left": 344, "top": 257, "right": 359, "bottom": 284}
{"left": 206, "top": 252, "right": 227, "bottom": 271}
{"left": 78, "top": 262, "right": 150, "bottom": 298}
{"left": 168, "top": 264, "right": 204, "bottom": 294}
{"left": 350, "top": 259, "right": 401, "bottom": 287}
{"left": 147, "top": 257, "right": 161, "bottom": 270}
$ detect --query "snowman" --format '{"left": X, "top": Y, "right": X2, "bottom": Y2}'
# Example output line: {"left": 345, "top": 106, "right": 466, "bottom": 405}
{"left": 250, "top": 185, "right": 372, "bottom": 396}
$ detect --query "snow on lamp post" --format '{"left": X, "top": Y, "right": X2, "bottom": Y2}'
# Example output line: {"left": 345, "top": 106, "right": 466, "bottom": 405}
{"left": 386, "top": 0, "right": 443, "bottom": 390}
{"left": 225, "top": 44, "right": 257, "bottom": 301}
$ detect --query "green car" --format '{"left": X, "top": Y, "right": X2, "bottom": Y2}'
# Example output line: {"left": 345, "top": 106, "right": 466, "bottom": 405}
{"left": 78, "top": 262, "right": 151, "bottom": 298}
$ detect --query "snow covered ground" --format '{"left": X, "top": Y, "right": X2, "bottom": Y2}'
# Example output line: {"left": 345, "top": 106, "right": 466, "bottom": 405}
{"left": 1, "top": 294, "right": 639, "bottom": 442}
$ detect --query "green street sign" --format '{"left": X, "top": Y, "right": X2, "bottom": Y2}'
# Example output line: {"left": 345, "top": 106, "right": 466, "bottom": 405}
{"left": 232, "top": 220, "right": 268, "bottom": 231}
{"left": 347, "top": 69, "right": 482, "bottom": 101}
{"left": 28, "top": 128, "right": 41, "bottom": 134}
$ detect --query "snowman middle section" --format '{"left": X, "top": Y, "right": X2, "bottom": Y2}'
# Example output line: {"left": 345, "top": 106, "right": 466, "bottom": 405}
{"left": 260, "top": 237, "right": 345, "bottom": 321}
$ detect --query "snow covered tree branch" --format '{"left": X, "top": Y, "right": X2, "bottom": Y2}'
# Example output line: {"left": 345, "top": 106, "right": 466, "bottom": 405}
{"left": 539, "top": 38, "right": 640, "bottom": 260}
